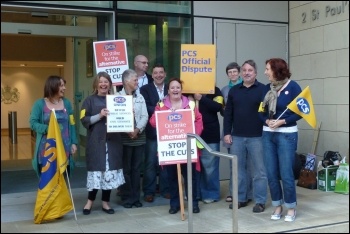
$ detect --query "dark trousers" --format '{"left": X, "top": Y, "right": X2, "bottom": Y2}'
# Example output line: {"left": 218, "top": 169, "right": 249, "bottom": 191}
{"left": 119, "top": 144, "right": 144, "bottom": 204}
{"left": 166, "top": 163, "right": 198, "bottom": 208}
{"left": 88, "top": 189, "right": 111, "bottom": 202}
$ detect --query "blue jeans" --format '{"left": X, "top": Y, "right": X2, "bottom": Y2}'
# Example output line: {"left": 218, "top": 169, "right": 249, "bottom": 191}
{"left": 142, "top": 138, "right": 169, "bottom": 197}
{"left": 231, "top": 136, "right": 267, "bottom": 204}
{"left": 227, "top": 148, "right": 253, "bottom": 199}
{"left": 262, "top": 131, "right": 298, "bottom": 209}
{"left": 197, "top": 143, "right": 220, "bottom": 201}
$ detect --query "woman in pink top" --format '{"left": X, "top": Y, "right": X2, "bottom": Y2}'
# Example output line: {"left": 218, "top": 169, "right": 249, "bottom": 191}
{"left": 149, "top": 78, "right": 203, "bottom": 214}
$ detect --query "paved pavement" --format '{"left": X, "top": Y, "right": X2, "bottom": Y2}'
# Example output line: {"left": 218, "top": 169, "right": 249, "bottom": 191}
{"left": 1, "top": 180, "right": 349, "bottom": 233}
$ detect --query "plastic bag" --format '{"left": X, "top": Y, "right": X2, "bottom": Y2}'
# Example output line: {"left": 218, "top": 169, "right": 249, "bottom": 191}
{"left": 334, "top": 162, "right": 349, "bottom": 194}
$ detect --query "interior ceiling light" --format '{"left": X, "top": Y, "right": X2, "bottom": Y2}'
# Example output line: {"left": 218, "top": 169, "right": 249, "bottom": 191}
{"left": 57, "top": 64, "right": 64, "bottom": 67}
{"left": 20, "top": 64, "right": 27, "bottom": 67}
{"left": 31, "top": 12, "right": 49, "bottom": 18}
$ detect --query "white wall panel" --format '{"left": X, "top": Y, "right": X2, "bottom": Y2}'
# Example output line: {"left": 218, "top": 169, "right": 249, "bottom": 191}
{"left": 193, "top": 1, "right": 288, "bottom": 23}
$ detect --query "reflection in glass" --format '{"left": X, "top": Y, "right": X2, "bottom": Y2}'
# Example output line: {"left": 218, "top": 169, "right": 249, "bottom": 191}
{"left": 117, "top": 13, "right": 191, "bottom": 80}
{"left": 117, "top": 1, "right": 191, "bottom": 14}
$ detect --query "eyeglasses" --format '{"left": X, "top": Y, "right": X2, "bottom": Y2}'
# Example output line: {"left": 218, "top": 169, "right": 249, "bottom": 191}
{"left": 137, "top": 61, "right": 148, "bottom": 64}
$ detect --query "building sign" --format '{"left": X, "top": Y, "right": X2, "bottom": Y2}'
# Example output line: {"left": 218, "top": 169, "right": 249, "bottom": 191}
{"left": 180, "top": 44, "right": 216, "bottom": 94}
{"left": 301, "top": 1, "right": 348, "bottom": 23}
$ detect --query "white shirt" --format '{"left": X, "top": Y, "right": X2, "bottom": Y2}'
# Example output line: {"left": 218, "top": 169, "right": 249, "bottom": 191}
{"left": 154, "top": 83, "right": 165, "bottom": 101}
{"left": 137, "top": 74, "right": 148, "bottom": 90}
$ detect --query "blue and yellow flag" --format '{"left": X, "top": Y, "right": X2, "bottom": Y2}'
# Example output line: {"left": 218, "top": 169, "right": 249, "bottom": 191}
{"left": 34, "top": 110, "right": 73, "bottom": 224}
{"left": 287, "top": 86, "right": 317, "bottom": 128}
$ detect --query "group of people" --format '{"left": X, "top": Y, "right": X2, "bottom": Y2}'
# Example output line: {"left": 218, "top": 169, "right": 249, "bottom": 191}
{"left": 30, "top": 54, "right": 302, "bottom": 222}
{"left": 222, "top": 58, "right": 301, "bottom": 222}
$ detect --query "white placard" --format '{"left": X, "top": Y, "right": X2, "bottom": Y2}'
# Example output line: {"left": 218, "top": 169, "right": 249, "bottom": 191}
{"left": 106, "top": 95, "right": 134, "bottom": 132}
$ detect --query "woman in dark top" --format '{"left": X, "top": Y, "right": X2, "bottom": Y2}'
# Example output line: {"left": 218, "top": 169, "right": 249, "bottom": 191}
{"left": 80, "top": 72, "right": 125, "bottom": 215}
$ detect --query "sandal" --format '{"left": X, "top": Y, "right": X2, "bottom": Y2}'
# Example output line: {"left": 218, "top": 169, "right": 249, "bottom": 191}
{"left": 225, "top": 196, "right": 232, "bottom": 202}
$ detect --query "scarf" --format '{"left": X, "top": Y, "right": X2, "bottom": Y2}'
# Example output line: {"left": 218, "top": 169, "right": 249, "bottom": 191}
{"left": 228, "top": 77, "right": 243, "bottom": 88}
{"left": 262, "top": 78, "right": 289, "bottom": 118}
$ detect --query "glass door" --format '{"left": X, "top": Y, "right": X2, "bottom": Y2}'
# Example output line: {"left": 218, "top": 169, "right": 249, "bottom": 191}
{"left": 72, "top": 14, "right": 115, "bottom": 166}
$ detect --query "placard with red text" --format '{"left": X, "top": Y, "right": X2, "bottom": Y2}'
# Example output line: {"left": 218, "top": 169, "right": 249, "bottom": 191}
{"left": 93, "top": 39, "right": 129, "bottom": 86}
{"left": 155, "top": 109, "right": 198, "bottom": 165}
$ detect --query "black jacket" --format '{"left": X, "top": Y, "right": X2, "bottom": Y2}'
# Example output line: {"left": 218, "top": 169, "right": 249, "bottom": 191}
{"left": 140, "top": 82, "right": 168, "bottom": 139}
{"left": 197, "top": 87, "right": 223, "bottom": 143}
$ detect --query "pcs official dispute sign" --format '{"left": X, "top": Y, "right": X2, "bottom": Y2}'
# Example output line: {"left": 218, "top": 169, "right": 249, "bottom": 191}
{"left": 180, "top": 44, "right": 216, "bottom": 94}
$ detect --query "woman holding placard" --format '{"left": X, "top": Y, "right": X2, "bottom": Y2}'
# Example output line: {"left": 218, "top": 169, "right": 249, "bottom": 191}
{"left": 80, "top": 72, "right": 125, "bottom": 215}
{"left": 149, "top": 78, "right": 203, "bottom": 214}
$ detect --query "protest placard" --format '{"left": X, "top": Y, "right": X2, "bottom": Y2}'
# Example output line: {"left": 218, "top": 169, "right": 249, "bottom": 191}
{"left": 155, "top": 109, "right": 198, "bottom": 165}
{"left": 106, "top": 95, "right": 134, "bottom": 132}
{"left": 93, "top": 39, "right": 129, "bottom": 86}
{"left": 180, "top": 44, "right": 216, "bottom": 94}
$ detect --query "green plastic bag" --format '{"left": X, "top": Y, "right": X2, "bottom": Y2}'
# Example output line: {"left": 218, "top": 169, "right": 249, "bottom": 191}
{"left": 334, "top": 163, "right": 349, "bottom": 194}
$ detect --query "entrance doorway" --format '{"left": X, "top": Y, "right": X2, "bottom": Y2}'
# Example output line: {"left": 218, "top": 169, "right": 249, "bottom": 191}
{"left": 1, "top": 6, "right": 114, "bottom": 174}
{"left": 214, "top": 20, "right": 288, "bottom": 180}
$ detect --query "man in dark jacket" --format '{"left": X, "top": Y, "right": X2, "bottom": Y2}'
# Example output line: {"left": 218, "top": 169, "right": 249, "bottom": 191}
{"left": 140, "top": 63, "right": 170, "bottom": 202}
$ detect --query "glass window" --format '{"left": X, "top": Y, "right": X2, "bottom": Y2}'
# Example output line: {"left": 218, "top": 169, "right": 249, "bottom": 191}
{"left": 117, "top": 13, "right": 191, "bottom": 80}
{"left": 1, "top": 11, "right": 96, "bottom": 27}
{"left": 12, "top": 1, "right": 113, "bottom": 8}
{"left": 117, "top": 1, "right": 191, "bottom": 14}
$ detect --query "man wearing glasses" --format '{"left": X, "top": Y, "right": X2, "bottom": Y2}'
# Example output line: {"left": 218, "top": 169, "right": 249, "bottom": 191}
{"left": 134, "top": 55, "right": 153, "bottom": 91}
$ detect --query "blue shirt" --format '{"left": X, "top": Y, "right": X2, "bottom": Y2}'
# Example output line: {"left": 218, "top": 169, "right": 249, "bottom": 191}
{"left": 260, "top": 80, "right": 302, "bottom": 126}
{"left": 223, "top": 80, "right": 265, "bottom": 137}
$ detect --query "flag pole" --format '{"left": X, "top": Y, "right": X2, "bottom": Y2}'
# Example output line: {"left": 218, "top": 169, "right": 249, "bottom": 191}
{"left": 273, "top": 108, "right": 288, "bottom": 122}
{"left": 65, "top": 169, "right": 77, "bottom": 221}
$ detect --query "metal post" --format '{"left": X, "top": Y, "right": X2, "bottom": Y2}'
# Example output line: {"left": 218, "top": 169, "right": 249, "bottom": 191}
{"left": 8, "top": 111, "right": 12, "bottom": 140}
{"left": 232, "top": 156, "right": 238, "bottom": 233}
{"left": 9, "top": 111, "right": 17, "bottom": 144}
{"left": 187, "top": 137, "right": 193, "bottom": 233}
{"left": 186, "top": 133, "right": 238, "bottom": 233}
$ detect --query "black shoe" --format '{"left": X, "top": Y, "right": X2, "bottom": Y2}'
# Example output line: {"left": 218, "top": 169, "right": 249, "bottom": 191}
{"left": 83, "top": 208, "right": 91, "bottom": 215}
{"left": 169, "top": 207, "right": 180, "bottom": 214}
{"left": 238, "top": 201, "right": 248, "bottom": 209}
{"left": 193, "top": 206, "right": 200, "bottom": 213}
{"left": 229, "top": 201, "right": 248, "bottom": 209}
{"left": 123, "top": 203, "right": 133, "bottom": 209}
{"left": 133, "top": 201, "right": 143, "bottom": 208}
{"left": 102, "top": 207, "right": 115, "bottom": 214}
{"left": 252, "top": 203, "right": 265, "bottom": 213}
{"left": 247, "top": 199, "right": 252, "bottom": 203}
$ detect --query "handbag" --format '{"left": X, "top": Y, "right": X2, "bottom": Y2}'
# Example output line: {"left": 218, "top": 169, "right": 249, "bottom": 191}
{"left": 297, "top": 168, "right": 317, "bottom": 189}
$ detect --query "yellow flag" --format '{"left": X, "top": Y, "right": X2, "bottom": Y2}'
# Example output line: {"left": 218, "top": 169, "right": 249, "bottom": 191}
{"left": 287, "top": 86, "right": 317, "bottom": 128}
{"left": 34, "top": 111, "right": 73, "bottom": 224}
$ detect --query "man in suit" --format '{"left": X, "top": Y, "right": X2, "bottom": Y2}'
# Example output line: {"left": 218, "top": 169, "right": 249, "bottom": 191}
{"left": 140, "top": 63, "right": 170, "bottom": 202}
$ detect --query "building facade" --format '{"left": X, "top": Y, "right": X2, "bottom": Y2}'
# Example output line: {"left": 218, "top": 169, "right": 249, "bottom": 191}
{"left": 1, "top": 1, "right": 348, "bottom": 180}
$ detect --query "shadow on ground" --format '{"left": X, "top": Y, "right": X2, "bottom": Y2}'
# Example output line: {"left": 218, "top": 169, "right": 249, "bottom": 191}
{"left": 1, "top": 166, "right": 87, "bottom": 194}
